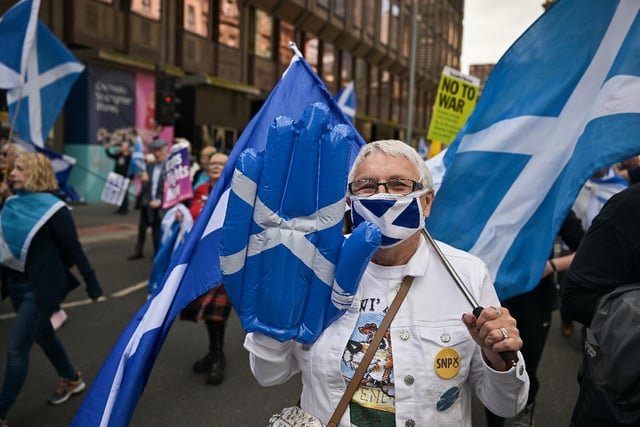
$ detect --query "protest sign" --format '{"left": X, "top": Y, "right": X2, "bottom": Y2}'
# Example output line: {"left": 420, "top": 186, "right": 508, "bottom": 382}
{"left": 162, "top": 141, "right": 193, "bottom": 208}
{"left": 101, "top": 172, "right": 130, "bottom": 206}
{"left": 427, "top": 66, "right": 480, "bottom": 145}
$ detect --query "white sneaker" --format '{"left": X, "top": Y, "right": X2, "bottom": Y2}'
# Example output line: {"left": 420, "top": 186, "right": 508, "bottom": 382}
{"left": 50, "top": 309, "right": 68, "bottom": 330}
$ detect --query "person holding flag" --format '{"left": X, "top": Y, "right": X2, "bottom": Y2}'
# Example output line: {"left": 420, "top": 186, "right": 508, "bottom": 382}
{"left": 224, "top": 127, "right": 529, "bottom": 425}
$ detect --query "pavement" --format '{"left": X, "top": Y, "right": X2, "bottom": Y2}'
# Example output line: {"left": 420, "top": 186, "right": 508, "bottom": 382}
{"left": 70, "top": 202, "right": 139, "bottom": 244}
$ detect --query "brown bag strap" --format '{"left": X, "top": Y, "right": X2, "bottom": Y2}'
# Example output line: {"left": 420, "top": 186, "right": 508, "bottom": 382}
{"left": 326, "top": 275, "right": 415, "bottom": 427}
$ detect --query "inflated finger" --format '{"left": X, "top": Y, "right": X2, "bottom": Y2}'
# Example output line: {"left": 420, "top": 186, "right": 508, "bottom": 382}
{"left": 257, "top": 116, "right": 296, "bottom": 222}
{"left": 282, "top": 103, "right": 330, "bottom": 217}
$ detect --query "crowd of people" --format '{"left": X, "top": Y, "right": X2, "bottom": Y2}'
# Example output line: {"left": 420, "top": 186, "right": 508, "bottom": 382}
{"left": 0, "top": 129, "right": 638, "bottom": 426}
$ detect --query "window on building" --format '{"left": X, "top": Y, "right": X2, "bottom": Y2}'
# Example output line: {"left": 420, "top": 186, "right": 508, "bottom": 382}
{"left": 304, "top": 34, "right": 319, "bottom": 72}
{"left": 389, "top": 0, "right": 400, "bottom": 50}
{"left": 322, "top": 42, "right": 336, "bottom": 93}
{"left": 340, "top": 50, "right": 352, "bottom": 84}
{"left": 380, "top": 0, "right": 390, "bottom": 45}
{"left": 334, "top": 0, "right": 345, "bottom": 17}
{"left": 380, "top": 70, "right": 391, "bottom": 120}
{"left": 392, "top": 78, "right": 401, "bottom": 123}
{"left": 368, "top": 65, "right": 379, "bottom": 117}
{"left": 184, "top": 0, "right": 209, "bottom": 37}
{"left": 254, "top": 9, "right": 273, "bottom": 58}
{"left": 279, "top": 21, "right": 296, "bottom": 69}
{"left": 131, "top": 0, "right": 160, "bottom": 20}
{"left": 219, "top": 0, "right": 240, "bottom": 49}
{"left": 402, "top": 7, "right": 410, "bottom": 58}
{"left": 353, "top": 0, "right": 362, "bottom": 29}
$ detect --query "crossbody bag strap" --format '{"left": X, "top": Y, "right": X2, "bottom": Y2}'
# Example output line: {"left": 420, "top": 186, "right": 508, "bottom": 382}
{"left": 326, "top": 275, "right": 415, "bottom": 427}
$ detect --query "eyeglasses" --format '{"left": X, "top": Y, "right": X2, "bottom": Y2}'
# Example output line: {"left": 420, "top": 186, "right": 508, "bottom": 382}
{"left": 208, "top": 161, "right": 226, "bottom": 167}
{"left": 348, "top": 178, "right": 423, "bottom": 196}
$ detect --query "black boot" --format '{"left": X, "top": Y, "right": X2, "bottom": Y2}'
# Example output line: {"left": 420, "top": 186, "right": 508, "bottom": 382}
{"left": 205, "top": 321, "right": 226, "bottom": 385}
{"left": 192, "top": 352, "right": 214, "bottom": 373}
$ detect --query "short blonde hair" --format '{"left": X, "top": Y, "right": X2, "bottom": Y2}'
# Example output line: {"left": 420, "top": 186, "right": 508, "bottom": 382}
{"left": 16, "top": 153, "right": 58, "bottom": 193}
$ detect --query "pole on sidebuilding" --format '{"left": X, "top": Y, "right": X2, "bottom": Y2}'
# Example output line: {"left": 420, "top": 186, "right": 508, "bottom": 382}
{"left": 406, "top": 0, "right": 419, "bottom": 145}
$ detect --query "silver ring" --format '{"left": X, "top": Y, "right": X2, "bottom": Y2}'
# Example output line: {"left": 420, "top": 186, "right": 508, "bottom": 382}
{"left": 500, "top": 327, "right": 509, "bottom": 340}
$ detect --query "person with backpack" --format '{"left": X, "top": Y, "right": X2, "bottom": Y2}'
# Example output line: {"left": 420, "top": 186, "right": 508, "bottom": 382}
{"left": 561, "top": 184, "right": 640, "bottom": 427}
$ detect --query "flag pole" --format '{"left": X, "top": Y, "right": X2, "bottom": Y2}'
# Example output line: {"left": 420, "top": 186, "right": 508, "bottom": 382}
{"left": 405, "top": 0, "right": 419, "bottom": 145}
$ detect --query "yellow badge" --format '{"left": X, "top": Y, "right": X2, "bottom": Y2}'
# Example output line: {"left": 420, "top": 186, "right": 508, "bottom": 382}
{"left": 434, "top": 347, "right": 461, "bottom": 379}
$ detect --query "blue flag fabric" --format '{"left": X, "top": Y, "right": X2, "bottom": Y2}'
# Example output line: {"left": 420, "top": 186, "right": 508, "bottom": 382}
{"left": 335, "top": 81, "right": 356, "bottom": 120}
{"left": 7, "top": 20, "right": 84, "bottom": 147}
{"left": 0, "top": 192, "right": 65, "bottom": 272}
{"left": 127, "top": 135, "right": 146, "bottom": 176}
{"left": 427, "top": 0, "right": 640, "bottom": 301}
{"left": 72, "top": 45, "right": 366, "bottom": 427}
{"left": 0, "top": 0, "right": 40, "bottom": 89}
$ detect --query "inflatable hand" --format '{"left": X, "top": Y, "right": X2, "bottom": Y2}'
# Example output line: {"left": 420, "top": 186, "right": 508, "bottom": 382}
{"left": 220, "top": 102, "right": 381, "bottom": 343}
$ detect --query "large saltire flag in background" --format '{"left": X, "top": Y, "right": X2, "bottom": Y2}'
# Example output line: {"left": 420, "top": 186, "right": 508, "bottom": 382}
{"left": 0, "top": 0, "right": 40, "bottom": 89}
{"left": 72, "top": 44, "right": 366, "bottom": 427}
{"left": 427, "top": 0, "right": 640, "bottom": 301}
{"left": 6, "top": 19, "right": 85, "bottom": 147}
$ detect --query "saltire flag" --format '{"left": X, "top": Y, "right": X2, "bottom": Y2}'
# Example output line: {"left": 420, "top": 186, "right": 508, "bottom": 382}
{"left": 0, "top": 0, "right": 40, "bottom": 88}
{"left": 335, "top": 81, "right": 356, "bottom": 121}
{"left": 72, "top": 43, "right": 366, "bottom": 427}
{"left": 417, "top": 137, "right": 429, "bottom": 160}
{"left": 13, "top": 135, "right": 81, "bottom": 201}
{"left": 127, "top": 135, "right": 145, "bottom": 176}
{"left": 7, "top": 19, "right": 84, "bottom": 147}
{"left": 427, "top": 0, "right": 640, "bottom": 301}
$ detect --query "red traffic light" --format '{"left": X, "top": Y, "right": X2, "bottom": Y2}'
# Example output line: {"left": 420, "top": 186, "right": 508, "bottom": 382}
{"left": 164, "top": 95, "right": 173, "bottom": 104}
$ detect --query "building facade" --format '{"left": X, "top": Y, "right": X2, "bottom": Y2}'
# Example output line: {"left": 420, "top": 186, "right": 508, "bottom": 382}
{"left": 0, "top": 0, "right": 463, "bottom": 202}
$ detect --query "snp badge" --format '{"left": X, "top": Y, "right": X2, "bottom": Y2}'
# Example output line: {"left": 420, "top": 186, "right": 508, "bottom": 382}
{"left": 434, "top": 347, "right": 461, "bottom": 379}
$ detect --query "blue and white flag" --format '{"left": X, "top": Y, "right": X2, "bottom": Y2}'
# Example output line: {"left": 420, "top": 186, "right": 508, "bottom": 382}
{"left": 127, "top": 135, "right": 145, "bottom": 176}
{"left": 0, "top": 0, "right": 40, "bottom": 88}
{"left": 427, "top": 0, "right": 640, "bottom": 301}
{"left": 417, "top": 137, "right": 429, "bottom": 160}
{"left": 7, "top": 20, "right": 84, "bottom": 147}
{"left": 335, "top": 81, "right": 356, "bottom": 121}
{"left": 72, "top": 44, "right": 365, "bottom": 427}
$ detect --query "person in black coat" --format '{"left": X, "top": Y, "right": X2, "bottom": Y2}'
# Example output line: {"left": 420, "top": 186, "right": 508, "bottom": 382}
{"left": 105, "top": 138, "right": 133, "bottom": 214}
{"left": 128, "top": 139, "right": 168, "bottom": 260}
{"left": 0, "top": 153, "right": 103, "bottom": 425}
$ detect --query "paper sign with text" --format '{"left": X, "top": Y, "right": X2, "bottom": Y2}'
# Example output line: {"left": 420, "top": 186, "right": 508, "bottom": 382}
{"left": 101, "top": 172, "right": 130, "bottom": 206}
{"left": 427, "top": 66, "right": 481, "bottom": 145}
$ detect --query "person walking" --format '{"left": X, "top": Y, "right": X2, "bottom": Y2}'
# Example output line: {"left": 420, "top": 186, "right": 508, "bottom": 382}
{"left": 0, "top": 153, "right": 103, "bottom": 426}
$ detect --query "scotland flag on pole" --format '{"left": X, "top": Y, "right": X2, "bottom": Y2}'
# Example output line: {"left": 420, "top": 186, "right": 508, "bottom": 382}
{"left": 0, "top": 0, "right": 40, "bottom": 88}
{"left": 72, "top": 44, "right": 365, "bottom": 427}
{"left": 127, "top": 135, "right": 146, "bottom": 176}
{"left": 7, "top": 20, "right": 84, "bottom": 147}
{"left": 335, "top": 81, "right": 356, "bottom": 121}
{"left": 427, "top": 0, "right": 640, "bottom": 301}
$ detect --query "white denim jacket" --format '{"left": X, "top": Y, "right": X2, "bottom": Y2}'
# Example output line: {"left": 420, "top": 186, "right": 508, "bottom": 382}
{"left": 245, "top": 236, "right": 529, "bottom": 427}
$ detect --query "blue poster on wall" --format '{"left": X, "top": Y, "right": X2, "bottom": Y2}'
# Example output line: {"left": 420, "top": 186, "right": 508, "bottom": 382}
{"left": 88, "top": 64, "right": 137, "bottom": 146}
{"left": 66, "top": 63, "right": 138, "bottom": 202}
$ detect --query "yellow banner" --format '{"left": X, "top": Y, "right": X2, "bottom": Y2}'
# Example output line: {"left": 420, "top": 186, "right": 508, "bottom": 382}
{"left": 427, "top": 66, "right": 480, "bottom": 145}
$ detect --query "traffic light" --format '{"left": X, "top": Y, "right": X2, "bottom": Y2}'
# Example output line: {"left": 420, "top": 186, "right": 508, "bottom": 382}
{"left": 155, "top": 68, "right": 180, "bottom": 126}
